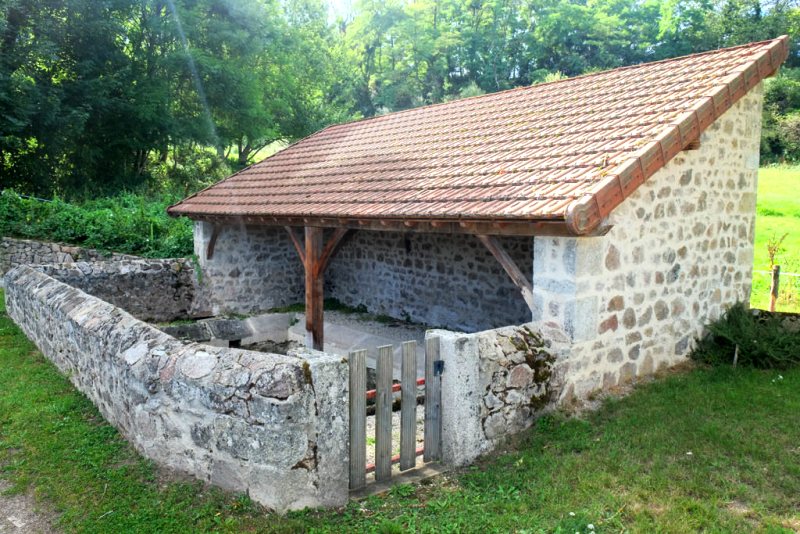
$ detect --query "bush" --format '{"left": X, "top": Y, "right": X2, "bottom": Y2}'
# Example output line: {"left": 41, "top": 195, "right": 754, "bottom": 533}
{"left": 691, "top": 302, "right": 800, "bottom": 369}
{"left": 0, "top": 190, "right": 193, "bottom": 258}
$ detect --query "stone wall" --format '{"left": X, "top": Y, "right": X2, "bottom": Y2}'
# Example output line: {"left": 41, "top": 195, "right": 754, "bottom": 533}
{"left": 0, "top": 237, "right": 137, "bottom": 276}
{"left": 531, "top": 83, "right": 764, "bottom": 400}
{"left": 327, "top": 232, "right": 532, "bottom": 331}
{"left": 432, "top": 325, "right": 558, "bottom": 466}
{"left": 195, "top": 222, "right": 533, "bottom": 332}
{"left": 5, "top": 266, "right": 349, "bottom": 512}
{"left": 34, "top": 259, "right": 197, "bottom": 323}
{"left": 193, "top": 222, "right": 304, "bottom": 316}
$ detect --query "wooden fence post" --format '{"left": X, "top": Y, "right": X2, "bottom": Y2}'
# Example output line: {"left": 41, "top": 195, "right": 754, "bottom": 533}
{"left": 375, "top": 345, "right": 393, "bottom": 482}
{"left": 400, "top": 341, "right": 417, "bottom": 471}
{"left": 348, "top": 350, "right": 367, "bottom": 490}
{"left": 424, "top": 336, "right": 442, "bottom": 462}
{"left": 769, "top": 264, "right": 781, "bottom": 312}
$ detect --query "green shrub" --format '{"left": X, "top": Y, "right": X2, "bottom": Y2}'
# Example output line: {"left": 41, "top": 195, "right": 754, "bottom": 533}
{"left": 0, "top": 190, "right": 192, "bottom": 258}
{"left": 691, "top": 302, "right": 800, "bottom": 369}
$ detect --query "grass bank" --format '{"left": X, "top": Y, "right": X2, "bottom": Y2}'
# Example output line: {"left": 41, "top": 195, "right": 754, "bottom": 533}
{"left": 1, "top": 293, "right": 799, "bottom": 532}
{"left": 752, "top": 165, "right": 800, "bottom": 312}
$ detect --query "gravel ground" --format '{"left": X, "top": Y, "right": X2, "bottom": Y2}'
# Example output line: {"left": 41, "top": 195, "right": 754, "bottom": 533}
{"left": 364, "top": 404, "right": 426, "bottom": 466}
{"left": 0, "top": 480, "right": 58, "bottom": 533}
{"left": 320, "top": 311, "right": 428, "bottom": 344}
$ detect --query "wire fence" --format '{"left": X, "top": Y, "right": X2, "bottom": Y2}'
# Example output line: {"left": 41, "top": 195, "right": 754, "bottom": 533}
{"left": 753, "top": 266, "right": 798, "bottom": 312}
{"left": 753, "top": 269, "right": 800, "bottom": 278}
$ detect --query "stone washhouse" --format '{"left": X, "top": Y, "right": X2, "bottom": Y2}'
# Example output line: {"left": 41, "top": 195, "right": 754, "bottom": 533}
{"left": 170, "top": 36, "right": 787, "bottom": 398}
{"left": 5, "top": 37, "right": 789, "bottom": 512}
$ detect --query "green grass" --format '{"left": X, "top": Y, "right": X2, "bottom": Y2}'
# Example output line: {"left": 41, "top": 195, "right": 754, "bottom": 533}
{"left": 2, "top": 294, "right": 800, "bottom": 532}
{"left": 752, "top": 166, "right": 800, "bottom": 312}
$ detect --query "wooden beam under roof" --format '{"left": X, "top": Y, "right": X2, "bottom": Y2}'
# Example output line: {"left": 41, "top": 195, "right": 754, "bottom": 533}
{"left": 198, "top": 215, "right": 611, "bottom": 237}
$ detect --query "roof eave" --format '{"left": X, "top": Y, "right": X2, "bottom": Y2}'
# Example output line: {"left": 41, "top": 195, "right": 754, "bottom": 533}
{"left": 565, "top": 35, "right": 789, "bottom": 236}
{"left": 168, "top": 211, "right": 611, "bottom": 237}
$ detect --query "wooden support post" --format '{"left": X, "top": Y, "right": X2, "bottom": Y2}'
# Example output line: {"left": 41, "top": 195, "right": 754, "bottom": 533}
{"left": 769, "top": 264, "right": 781, "bottom": 312}
{"left": 284, "top": 226, "right": 352, "bottom": 351}
{"left": 476, "top": 234, "right": 535, "bottom": 312}
{"left": 305, "top": 227, "right": 324, "bottom": 350}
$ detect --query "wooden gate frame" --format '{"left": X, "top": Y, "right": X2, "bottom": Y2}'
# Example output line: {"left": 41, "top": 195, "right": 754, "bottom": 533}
{"left": 348, "top": 337, "right": 443, "bottom": 490}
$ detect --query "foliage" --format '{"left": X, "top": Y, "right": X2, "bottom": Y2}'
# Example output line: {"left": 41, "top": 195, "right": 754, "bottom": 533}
{"left": 1, "top": 294, "right": 800, "bottom": 531}
{"left": 691, "top": 302, "right": 800, "bottom": 368}
{"left": 0, "top": 0, "right": 346, "bottom": 198}
{"left": 0, "top": 190, "right": 192, "bottom": 258}
{"left": 752, "top": 166, "right": 800, "bottom": 312}
{"left": 763, "top": 68, "right": 800, "bottom": 162}
{"left": 1, "top": 0, "right": 799, "bottom": 200}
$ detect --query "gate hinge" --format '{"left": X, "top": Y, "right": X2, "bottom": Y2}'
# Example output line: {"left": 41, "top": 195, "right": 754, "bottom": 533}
{"left": 433, "top": 360, "right": 444, "bottom": 376}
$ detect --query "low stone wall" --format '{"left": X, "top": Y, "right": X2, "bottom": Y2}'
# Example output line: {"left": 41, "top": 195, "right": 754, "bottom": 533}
{"left": 0, "top": 237, "right": 136, "bottom": 276}
{"left": 432, "top": 324, "right": 560, "bottom": 466}
{"left": 5, "top": 266, "right": 349, "bottom": 512}
{"left": 34, "top": 259, "right": 197, "bottom": 323}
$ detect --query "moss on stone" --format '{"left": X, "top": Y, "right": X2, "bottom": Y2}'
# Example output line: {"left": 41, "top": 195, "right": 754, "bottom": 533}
{"left": 509, "top": 325, "right": 556, "bottom": 410}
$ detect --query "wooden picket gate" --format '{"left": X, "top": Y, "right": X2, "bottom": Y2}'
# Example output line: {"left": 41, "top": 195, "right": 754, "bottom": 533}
{"left": 348, "top": 337, "right": 443, "bottom": 490}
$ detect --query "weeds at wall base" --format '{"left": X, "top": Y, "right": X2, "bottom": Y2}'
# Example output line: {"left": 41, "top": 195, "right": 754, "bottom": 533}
{"left": 691, "top": 302, "right": 800, "bottom": 369}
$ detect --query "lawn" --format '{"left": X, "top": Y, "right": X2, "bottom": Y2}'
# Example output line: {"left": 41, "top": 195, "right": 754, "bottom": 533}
{"left": 751, "top": 166, "right": 800, "bottom": 312}
{"left": 1, "top": 294, "right": 799, "bottom": 533}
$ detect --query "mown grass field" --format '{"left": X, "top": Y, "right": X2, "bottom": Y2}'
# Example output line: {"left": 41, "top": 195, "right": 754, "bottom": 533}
{"left": 1, "top": 294, "right": 799, "bottom": 533}
{"left": 752, "top": 166, "right": 800, "bottom": 312}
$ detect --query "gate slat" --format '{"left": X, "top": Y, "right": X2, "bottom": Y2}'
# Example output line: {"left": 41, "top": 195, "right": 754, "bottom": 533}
{"left": 424, "top": 336, "right": 442, "bottom": 462}
{"left": 349, "top": 349, "right": 367, "bottom": 490}
{"left": 375, "top": 345, "right": 393, "bottom": 482}
{"left": 400, "top": 340, "right": 417, "bottom": 471}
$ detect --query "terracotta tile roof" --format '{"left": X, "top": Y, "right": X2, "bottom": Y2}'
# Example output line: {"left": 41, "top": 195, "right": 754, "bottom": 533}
{"left": 168, "top": 36, "right": 789, "bottom": 235}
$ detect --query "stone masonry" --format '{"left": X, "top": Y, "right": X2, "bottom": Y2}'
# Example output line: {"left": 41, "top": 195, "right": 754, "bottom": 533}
{"left": 0, "top": 236, "right": 136, "bottom": 277}
{"left": 194, "top": 221, "right": 532, "bottom": 332}
{"left": 193, "top": 222, "right": 304, "bottom": 316}
{"left": 326, "top": 231, "right": 532, "bottom": 331}
{"left": 35, "top": 259, "right": 196, "bottom": 322}
{"left": 4, "top": 266, "right": 349, "bottom": 512}
{"left": 431, "top": 325, "right": 556, "bottom": 466}
{"left": 421, "top": 84, "right": 764, "bottom": 466}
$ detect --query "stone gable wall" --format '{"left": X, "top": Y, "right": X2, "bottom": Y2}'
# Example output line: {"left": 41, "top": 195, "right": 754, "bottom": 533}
{"left": 4, "top": 266, "right": 349, "bottom": 512}
{"left": 532, "top": 83, "right": 764, "bottom": 400}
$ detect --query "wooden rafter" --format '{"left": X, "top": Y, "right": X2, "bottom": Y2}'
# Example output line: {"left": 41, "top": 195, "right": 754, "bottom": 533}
{"left": 476, "top": 234, "right": 535, "bottom": 312}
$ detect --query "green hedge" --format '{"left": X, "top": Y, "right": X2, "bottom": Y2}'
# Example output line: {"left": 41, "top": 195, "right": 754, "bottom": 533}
{"left": 0, "top": 191, "right": 193, "bottom": 258}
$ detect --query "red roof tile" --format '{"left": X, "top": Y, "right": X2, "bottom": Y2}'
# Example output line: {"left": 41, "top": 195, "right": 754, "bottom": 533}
{"left": 168, "top": 36, "right": 789, "bottom": 235}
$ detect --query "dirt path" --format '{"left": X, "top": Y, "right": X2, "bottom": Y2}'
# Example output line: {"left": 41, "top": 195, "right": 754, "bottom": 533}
{"left": 0, "top": 480, "right": 59, "bottom": 533}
